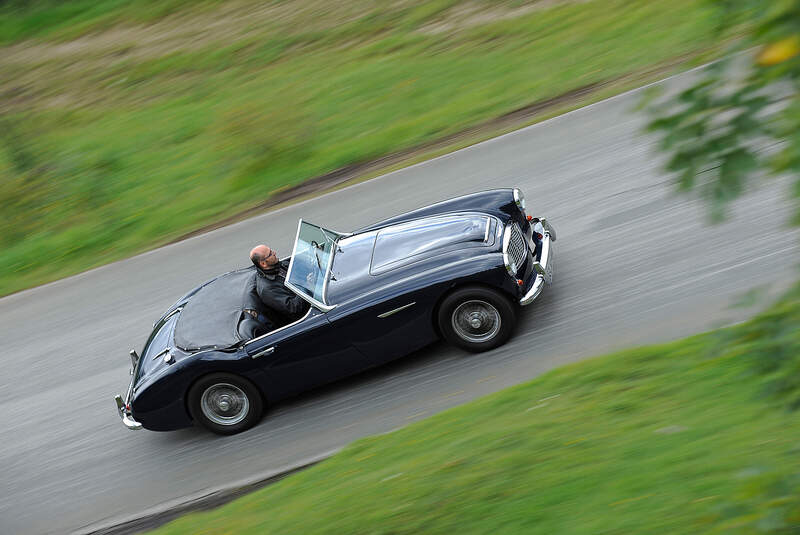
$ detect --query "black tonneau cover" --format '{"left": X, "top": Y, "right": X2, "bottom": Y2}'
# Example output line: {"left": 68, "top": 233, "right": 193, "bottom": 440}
{"left": 174, "top": 267, "right": 257, "bottom": 351}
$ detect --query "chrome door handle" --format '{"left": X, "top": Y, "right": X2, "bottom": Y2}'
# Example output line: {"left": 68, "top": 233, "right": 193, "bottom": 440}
{"left": 251, "top": 346, "right": 275, "bottom": 359}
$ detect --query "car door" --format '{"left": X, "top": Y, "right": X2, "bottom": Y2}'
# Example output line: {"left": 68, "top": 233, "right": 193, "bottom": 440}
{"left": 244, "top": 307, "right": 369, "bottom": 401}
{"left": 326, "top": 284, "right": 441, "bottom": 366}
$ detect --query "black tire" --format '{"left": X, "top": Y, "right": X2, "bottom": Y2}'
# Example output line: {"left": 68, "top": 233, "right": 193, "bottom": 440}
{"left": 188, "top": 373, "right": 264, "bottom": 435}
{"left": 438, "top": 286, "right": 517, "bottom": 353}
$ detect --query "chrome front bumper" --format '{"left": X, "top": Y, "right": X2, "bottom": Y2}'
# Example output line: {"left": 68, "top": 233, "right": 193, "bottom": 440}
{"left": 520, "top": 220, "right": 555, "bottom": 306}
{"left": 114, "top": 394, "right": 142, "bottom": 430}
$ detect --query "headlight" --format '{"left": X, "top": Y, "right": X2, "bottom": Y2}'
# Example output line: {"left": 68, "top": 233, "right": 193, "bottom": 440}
{"left": 513, "top": 188, "right": 526, "bottom": 212}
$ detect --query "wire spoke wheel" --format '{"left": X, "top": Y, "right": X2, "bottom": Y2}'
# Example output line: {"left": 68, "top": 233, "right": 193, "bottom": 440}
{"left": 200, "top": 383, "right": 250, "bottom": 426}
{"left": 451, "top": 299, "right": 502, "bottom": 343}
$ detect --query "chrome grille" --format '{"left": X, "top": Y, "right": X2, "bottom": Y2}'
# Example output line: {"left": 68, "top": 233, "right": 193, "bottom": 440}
{"left": 507, "top": 224, "right": 527, "bottom": 268}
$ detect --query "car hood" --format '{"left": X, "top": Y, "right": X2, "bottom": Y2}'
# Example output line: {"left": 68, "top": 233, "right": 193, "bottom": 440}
{"left": 355, "top": 189, "right": 520, "bottom": 233}
{"left": 327, "top": 212, "right": 501, "bottom": 304}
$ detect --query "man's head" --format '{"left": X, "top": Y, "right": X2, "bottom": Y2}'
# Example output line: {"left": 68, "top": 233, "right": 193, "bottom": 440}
{"left": 250, "top": 244, "right": 279, "bottom": 271}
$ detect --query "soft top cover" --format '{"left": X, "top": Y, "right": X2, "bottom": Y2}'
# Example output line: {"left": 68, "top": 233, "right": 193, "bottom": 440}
{"left": 174, "top": 267, "right": 258, "bottom": 351}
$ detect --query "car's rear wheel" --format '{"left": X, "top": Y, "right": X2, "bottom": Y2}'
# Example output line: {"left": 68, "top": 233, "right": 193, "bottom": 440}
{"left": 188, "top": 373, "right": 263, "bottom": 435}
{"left": 438, "top": 286, "right": 517, "bottom": 352}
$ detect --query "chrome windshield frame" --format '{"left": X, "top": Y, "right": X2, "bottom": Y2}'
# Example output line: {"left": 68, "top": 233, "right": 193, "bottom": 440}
{"left": 284, "top": 219, "right": 342, "bottom": 313}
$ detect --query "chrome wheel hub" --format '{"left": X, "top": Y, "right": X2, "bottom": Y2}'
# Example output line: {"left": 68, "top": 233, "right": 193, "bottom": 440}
{"left": 452, "top": 300, "right": 501, "bottom": 343}
{"left": 200, "top": 383, "right": 249, "bottom": 426}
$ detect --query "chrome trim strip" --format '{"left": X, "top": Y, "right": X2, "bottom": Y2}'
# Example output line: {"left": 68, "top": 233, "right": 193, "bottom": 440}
{"left": 283, "top": 218, "right": 305, "bottom": 294}
{"left": 484, "top": 217, "right": 491, "bottom": 242}
{"left": 377, "top": 302, "right": 416, "bottom": 318}
{"left": 320, "top": 241, "right": 336, "bottom": 306}
{"left": 502, "top": 224, "right": 513, "bottom": 275}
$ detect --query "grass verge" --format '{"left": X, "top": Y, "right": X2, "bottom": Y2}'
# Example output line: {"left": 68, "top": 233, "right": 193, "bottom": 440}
{"left": 0, "top": 0, "right": 729, "bottom": 297}
{"left": 149, "top": 285, "right": 800, "bottom": 534}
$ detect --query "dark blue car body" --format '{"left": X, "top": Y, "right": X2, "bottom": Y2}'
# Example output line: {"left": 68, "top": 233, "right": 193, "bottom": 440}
{"left": 115, "top": 188, "right": 555, "bottom": 432}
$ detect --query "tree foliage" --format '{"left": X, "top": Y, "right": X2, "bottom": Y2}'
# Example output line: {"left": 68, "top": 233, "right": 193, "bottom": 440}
{"left": 646, "top": 0, "right": 800, "bottom": 222}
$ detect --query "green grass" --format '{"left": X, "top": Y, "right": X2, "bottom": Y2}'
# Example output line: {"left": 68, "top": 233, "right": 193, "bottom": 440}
{"left": 148, "top": 285, "right": 800, "bottom": 535}
{"left": 0, "top": 0, "right": 223, "bottom": 44}
{"left": 0, "top": 0, "right": 728, "bottom": 295}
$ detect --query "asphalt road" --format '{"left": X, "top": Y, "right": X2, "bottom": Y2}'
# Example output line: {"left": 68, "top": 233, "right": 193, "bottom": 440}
{"left": 1, "top": 69, "right": 798, "bottom": 535}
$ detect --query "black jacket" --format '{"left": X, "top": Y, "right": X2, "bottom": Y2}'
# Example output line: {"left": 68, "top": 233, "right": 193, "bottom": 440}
{"left": 254, "top": 260, "right": 308, "bottom": 325}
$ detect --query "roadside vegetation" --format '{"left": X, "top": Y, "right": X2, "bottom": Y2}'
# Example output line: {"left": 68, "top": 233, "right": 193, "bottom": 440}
{"left": 0, "top": 0, "right": 219, "bottom": 44}
{"left": 0, "top": 0, "right": 725, "bottom": 296}
{"left": 645, "top": 0, "right": 800, "bottom": 223}
{"left": 150, "top": 284, "right": 800, "bottom": 534}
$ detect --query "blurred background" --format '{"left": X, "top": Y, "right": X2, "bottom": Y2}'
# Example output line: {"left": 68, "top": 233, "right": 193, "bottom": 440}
{"left": 0, "top": 0, "right": 733, "bottom": 297}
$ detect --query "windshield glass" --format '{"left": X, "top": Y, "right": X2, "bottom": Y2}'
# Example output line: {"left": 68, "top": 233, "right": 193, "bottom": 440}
{"left": 285, "top": 220, "right": 342, "bottom": 308}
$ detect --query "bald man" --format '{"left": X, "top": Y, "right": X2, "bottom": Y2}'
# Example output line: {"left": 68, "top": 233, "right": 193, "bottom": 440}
{"left": 249, "top": 244, "right": 308, "bottom": 326}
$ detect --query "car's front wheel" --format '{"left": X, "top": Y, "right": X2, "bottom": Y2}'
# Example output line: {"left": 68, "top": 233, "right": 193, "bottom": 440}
{"left": 188, "top": 373, "right": 263, "bottom": 435}
{"left": 438, "top": 286, "right": 517, "bottom": 352}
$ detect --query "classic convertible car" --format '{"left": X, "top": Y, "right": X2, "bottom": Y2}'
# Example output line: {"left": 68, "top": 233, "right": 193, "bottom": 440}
{"left": 115, "top": 188, "right": 555, "bottom": 434}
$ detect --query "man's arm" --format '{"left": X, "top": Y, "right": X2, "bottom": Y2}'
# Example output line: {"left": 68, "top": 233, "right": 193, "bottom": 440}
{"left": 257, "top": 278, "right": 307, "bottom": 319}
